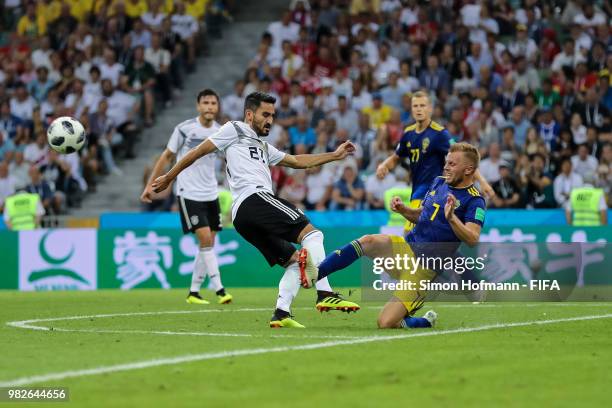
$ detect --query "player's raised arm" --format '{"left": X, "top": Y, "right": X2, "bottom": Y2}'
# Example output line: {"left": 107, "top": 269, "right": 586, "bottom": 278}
{"left": 141, "top": 148, "right": 176, "bottom": 203}
{"left": 278, "top": 141, "right": 356, "bottom": 169}
{"left": 376, "top": 153, "right": 401, "bottom": 179}
{"left": 474, "top": 169, "right": 496, "bottom": 199}
{"left": 152, "top": 138, "right": 217, "bottom": 193}
{"left": 390, "top": 195, "right": 422, "bottom": 223}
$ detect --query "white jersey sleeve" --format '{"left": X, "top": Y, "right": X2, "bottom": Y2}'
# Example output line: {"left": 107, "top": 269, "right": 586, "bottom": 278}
{"left": 166, "top": 126, "right": 182, "bottom": 153}
{"left": 209, "top": 122, "right": 239, "bottom": 152}
{"left": 265, "top": 142, "right": 286, "bottom": 166}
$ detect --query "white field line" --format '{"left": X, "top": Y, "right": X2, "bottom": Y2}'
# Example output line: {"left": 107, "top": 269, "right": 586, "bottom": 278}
{"left": 2, "top": 313, "right": 611, "bottom": 387}
{"left": 4, "top": 308, "right": 362, "bottom": 340}
{"left": 46, "top": 328, "right": 360, "bottom": 340}
{"left": 362, "top": 303, "right": 612, "bottom": 309}
{"left": 9, "top": 303, "right": 612, "bottom": 331}
{"left": 5, "top": 308, "right": 273, "bottom": 331}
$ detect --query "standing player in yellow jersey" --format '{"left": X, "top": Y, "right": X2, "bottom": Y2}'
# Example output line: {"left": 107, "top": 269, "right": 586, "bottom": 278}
{"left": 375, "top": 91, "right": 494, "bottom": 231}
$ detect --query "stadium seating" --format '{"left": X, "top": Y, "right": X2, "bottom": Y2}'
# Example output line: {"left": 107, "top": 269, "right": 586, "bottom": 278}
{"left": 213, "top": 0, "right": 610, "bottom": 214}
{"left": 0, "top": 0, "right": 234, "bottom": 219}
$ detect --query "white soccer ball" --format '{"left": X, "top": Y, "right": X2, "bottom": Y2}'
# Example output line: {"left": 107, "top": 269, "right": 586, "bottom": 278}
{"left": 47, "top": 116, "right": 86, "bottom": 154}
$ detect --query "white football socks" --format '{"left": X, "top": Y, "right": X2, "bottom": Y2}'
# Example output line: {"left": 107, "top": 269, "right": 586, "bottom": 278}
{"left": 301, "top": 230, "right": 333, "bottom": 292}
{"left": 202, "top": 247, "right": 223, "bottom": 292}
{"left": 276, "top": 261, "right": 300, "bottom": 313}
{"left": 190, "top": 247, "right": 223, "bottom": 293}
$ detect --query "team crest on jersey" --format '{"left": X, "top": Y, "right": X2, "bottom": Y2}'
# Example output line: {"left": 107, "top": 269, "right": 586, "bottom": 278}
{"left": 429, "top": 190, "right": 435, "bottom": 196}
{"left": 454, "top": 199, "right": 461, "bottom": 209}
{"left": 190, "top": 215, "right": 199, "bottom": 225}
{"left": 406, "top": 141, "right": 411, "bottom": 148}
{"left": 422, "top": 137, "right": 430, "bottom": 153}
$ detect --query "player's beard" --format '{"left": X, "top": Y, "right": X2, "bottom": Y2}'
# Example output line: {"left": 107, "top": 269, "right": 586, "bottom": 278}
{"left": 200, "top": 112, "right": 216, "bottom": 125}
{"left": 253, "top": 119, "right": 271, "bottom": 136}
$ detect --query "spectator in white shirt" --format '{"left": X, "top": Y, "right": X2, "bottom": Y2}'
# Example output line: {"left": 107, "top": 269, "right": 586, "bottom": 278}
{"left": 397, "top": 60, "right": 420, "bottom": 94}
{"left": 571, "top": 144, "right": 599, "bottom": 182}
{"left": 267, "top": 11, "right": 300, "bottom": 54}
{"left": 317, "top": 79, "right": 339, "bottom": 114}
{"left": 305, "top": 165, "right": 334, "bottom": 210}
{"left": 129, "top": 18, "right": 152, "bottom": 49}
{"left": 468, "top": 4, "right": 499, "bottom": 45}
{"left": 461, "top": 1, "right": 481, "bottom": 28}
{"left": 479, "top": 142, "right": 502, "bottom": 183}
{"left": 99, "top": 47, "right": 124, "bottom": 87}
{"left": 142, "top": 0, "right": 166, "bottom": 30}
{"left": 330, "top": 96, "right": 359, "bottom": 138}
{"left": 573, "top": 4, "right": 607, "bottom": 28}
{"left": 83, "top": 66, "right": 103, "bottom": 114}
{"left": 350, "top": 79, "right": 372, "bottom": 112}
{"left": 64, "top": 79, "right": 89, "bottom": 119}
{"left": 222, "top": 80, "right": 246, "bottom": 121}
{"left": 100, "top": 79, "right": 139, "bottom": 159}
{"left": 171, "top": 1, "right": 198, "bottom": 70}
{"left": 374, "top": 42, "right": 400, "bottom": 86}
{"left": 365, "top": 164, "right": 399, "bottom": 209}
{"left": 145, "top": 32, "right": 172, "bottom": 105}
{"left": 31, "top": 35, "right": 53, "bottom": 70}
{"left": 9, "top": 83, "right": 36, "bottom": 123}
{"left": 0, "top": 162, "right": 15, "bottom": 212}
{"left": 512, "top": 56, "right": 541, "bottom": 94}
{"left": 74, "top": 23, "right": 93, "bottom": 52}
{"left": 551, "top": 39, "right": 577, "bottom": 72}
{"left": 508, "top": 24, "right": 538, "bottom": 63}
{"left": 331, "top": 68, "right": 352, "bottom": 98}
{"left": 24, "top": 131, "right": 49, "bottom": 166}
{"left": 570, "top": 113, "right": 588, "bottom": 145}
{"left": 554, "top": 158, "right": 584, "bottom": 208}
{"left": 9, "top": 150, "right": 31, "bottom": 191}
{"left": 73, "top": 51, "right": 93, "bottom": 83}
{"left": 281, "top": 40, "right": 303, "bottom": 80}
{"left": 288, "top": 81, "right": 305, "bottom": 114}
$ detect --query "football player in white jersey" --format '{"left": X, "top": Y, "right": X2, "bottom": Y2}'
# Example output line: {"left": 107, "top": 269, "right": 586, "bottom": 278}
{"left": 152, "top": 92, "right": 360, "bottom": 328}
{"left": 141, "top": 89, "right": 232, "bottom": 305}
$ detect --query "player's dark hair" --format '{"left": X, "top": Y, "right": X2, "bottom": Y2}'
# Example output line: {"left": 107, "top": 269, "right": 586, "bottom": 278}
{"left": 196, "top": 89, "right": 220, "bottom": 104}
{"left": 244, "top": 92, "right": 276, "bottom": 114}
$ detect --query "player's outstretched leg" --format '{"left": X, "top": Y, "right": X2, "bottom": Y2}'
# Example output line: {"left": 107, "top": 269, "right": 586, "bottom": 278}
{"left": 270, "top": 251, "right": 305, "bottom": 328}
{"left": 298, "top": 227, "right": 360, "bottom": 313}
{"left": 317, "top": 234, "right": 393, "bottom": 280}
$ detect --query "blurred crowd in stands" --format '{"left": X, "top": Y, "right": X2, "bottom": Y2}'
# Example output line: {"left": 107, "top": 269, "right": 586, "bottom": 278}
{"left": 1, "top": 0, "right": 610, "bottom": 221}
{"left": 215, "top": 0, "right": 610, "bottom": 212}
{"left": 0, "top": 0, "right": 233, "bottom": 219}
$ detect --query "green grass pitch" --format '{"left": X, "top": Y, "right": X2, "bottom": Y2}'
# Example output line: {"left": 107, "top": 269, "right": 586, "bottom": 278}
{"left": 1, "top": 288, "right": 611, "bottom": 407}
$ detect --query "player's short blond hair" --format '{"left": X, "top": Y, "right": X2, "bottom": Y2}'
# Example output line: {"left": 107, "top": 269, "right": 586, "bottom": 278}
{"left": 450, "top": 142, "right": 480, "bottom": 168}
{"left": 411, "top": 90, "right": 431, "bottom": 103}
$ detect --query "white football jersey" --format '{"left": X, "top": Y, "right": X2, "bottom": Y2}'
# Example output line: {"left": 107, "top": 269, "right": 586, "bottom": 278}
{"left": 167, "top": 117, "right": 220, "bottom": 201}
{"left": 208, "top": 121, "right": 286, "bottom": 220}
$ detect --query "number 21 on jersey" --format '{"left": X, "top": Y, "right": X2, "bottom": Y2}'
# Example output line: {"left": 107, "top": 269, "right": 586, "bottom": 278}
{"left": 249, "top": 146, "right": 266, "bottom": 163}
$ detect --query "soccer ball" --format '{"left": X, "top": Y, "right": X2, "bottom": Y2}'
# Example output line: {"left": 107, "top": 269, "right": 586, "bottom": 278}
{"left": 47, "top": 116, "right": 86, "bottom": 154}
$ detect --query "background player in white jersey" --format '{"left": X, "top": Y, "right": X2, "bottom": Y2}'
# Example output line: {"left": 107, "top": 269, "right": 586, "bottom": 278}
{"left": 152, "top": 92, "right": 359, "bottom": 328}
{"left": 141, "top": 89, "right": 232, "bottom": 305}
